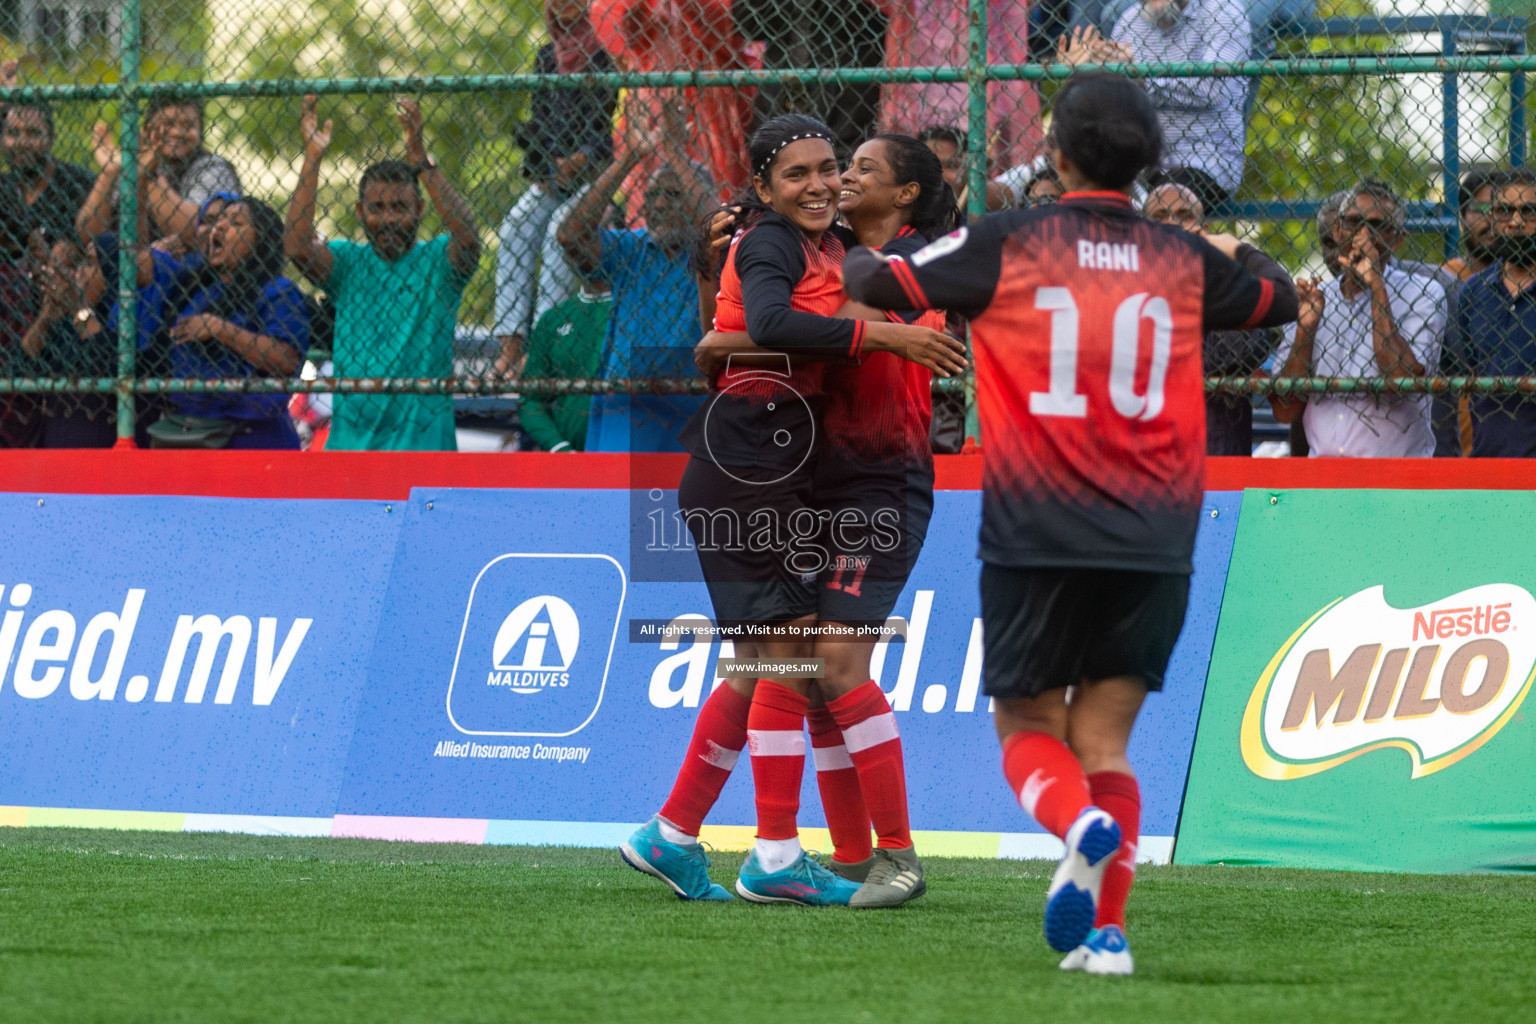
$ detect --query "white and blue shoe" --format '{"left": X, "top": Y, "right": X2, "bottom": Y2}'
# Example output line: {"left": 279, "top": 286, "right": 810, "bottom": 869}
{"left": 620, "top": 817, "right": 734, "bottom": 901}
{"left": 1059, "top": 925, "right": 1134, "bottom": 975}
{"left": 1043, "top": 808, "right": 1122, "bottom": 952}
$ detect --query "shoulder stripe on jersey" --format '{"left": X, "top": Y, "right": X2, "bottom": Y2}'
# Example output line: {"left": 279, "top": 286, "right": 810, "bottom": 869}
{"left": 1240, "top": 278, "right": 1275, "bottom": 330}
{"left": 888, "top": 256, "right": 930, "bottom": 309}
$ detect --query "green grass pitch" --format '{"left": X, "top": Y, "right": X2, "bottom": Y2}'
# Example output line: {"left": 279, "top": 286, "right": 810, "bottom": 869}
{"left": 1, "top": 828, "right": 1532, "bottom": 1022}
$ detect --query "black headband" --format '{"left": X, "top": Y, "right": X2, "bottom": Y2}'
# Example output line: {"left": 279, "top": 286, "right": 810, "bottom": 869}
{"left": 755, "top": 130, "right": 834, "bottom": 178}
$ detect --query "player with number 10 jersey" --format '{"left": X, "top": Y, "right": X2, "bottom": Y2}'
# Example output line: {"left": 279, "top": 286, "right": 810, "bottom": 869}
{"left": 844, "top": 74, "right": 1298, "bottom": 975}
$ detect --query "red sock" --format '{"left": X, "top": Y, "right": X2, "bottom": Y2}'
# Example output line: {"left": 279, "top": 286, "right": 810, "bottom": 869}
{"left": 1001, "top": 730, "right": 1092, "bottom": 839}
{"left": 1088, "top": 771, "right": 1141, "bottom": 929}
{"left": 827, "top": 682, "right": 911, "bottom": 850}
{"left": 807, "top": 705, "right": 872, "bottom": 864}
{"left": 748, "top": 681, "right": 808, "bottom": 840}
{"left": 657, "top": 684, "right": 751, "bottom": 836}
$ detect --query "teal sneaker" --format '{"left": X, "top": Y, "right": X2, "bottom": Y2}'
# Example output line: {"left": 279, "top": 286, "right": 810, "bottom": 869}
{"left": 620, "top": 818, "right": 733, "bottom": 901}
{"left": 735, "top": 849, "right": 862, "bottom": 907}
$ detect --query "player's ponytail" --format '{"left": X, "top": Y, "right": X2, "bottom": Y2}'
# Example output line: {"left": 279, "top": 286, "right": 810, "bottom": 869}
{"left": 1050, "top": 74, "right": 1162, "bottom": 190}
{"left": 692, "top": 113, "right": 838, "bottom": 278}
{"left": 872, "top": 133, "right": 963, "bottom": 242}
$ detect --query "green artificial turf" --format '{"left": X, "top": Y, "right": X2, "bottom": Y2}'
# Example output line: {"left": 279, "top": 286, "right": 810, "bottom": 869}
{"left": 1, "top": 828, "right": 1533, "bottom": 1023}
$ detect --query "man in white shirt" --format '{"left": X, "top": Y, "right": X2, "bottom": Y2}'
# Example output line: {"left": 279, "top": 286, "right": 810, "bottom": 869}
{"left": 1271, "top": 183, "right": 1447, "bottom": 457}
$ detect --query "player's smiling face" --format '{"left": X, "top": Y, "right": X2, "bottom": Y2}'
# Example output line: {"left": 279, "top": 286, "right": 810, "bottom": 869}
{"left": 755, "top": 138, "right": 840, "bottom": 236}
{"left": 838, "top": 140, "right": 915, "bottom": 223}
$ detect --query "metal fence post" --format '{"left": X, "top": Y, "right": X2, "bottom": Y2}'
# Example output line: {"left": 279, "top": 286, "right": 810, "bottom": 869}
{"left": 963, "top": 0, "right": 989, "bottom": 444}
{"left": 965, "top": 0, "right": 989, "bottom": 221}
{"left": 115, "top": 0, "right": 142, "bottom": 447}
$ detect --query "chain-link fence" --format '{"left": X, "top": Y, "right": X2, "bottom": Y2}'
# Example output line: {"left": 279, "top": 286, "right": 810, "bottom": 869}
{"left": 0, "top": 1, "right": 1534, "bottom": 454}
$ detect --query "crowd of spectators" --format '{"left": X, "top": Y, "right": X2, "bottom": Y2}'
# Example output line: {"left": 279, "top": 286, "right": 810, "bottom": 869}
{"left": 4, "top": 2, "right": 1536, "bottom": 458}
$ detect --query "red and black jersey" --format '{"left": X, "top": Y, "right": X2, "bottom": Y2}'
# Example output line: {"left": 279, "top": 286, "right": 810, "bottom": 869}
{"left": 680, "top": 212, "right": 861, "bottom": 473}
{"left": 821, "top": 226, "right": 941, "bottom": 471}
{"left": 843, "top": 192, "right": 1297, "bottom": 573}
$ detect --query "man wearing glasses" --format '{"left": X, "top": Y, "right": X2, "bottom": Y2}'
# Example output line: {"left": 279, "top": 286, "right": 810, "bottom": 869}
{"left": 1449, "top": 169, "right": 1536, "bottom": 457}
{"left": 1141, "top": 181, "right": 1284, "bottom": 455}
{"left": 1270, "top": 181, "right": 1447, "bottom": 457}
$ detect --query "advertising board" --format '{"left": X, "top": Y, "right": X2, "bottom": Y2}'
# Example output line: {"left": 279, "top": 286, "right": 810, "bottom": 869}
{"left": 1177, "top": 489, "right": 1536, "bottom": 873}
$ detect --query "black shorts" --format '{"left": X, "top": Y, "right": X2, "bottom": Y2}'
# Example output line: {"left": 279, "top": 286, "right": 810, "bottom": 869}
{"left": 981, "top": 564, "right": 1189, "bottom": 699}
{"left": 677, "top": 456, "right": 818, "bottom": 629}
{"left": 812, "top": 463, "right": 933, "bottom": 628}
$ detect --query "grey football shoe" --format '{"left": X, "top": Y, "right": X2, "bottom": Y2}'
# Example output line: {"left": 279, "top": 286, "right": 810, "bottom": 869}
{"left": 849, "top": 846, "right": 926, "bottom": 908}
{"left": 826, "top": 854, "right": 876, "bottom": 884}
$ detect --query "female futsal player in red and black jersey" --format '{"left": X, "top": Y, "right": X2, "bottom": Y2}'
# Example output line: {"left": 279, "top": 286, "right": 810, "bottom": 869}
{"left": 690, "top": 135, "right": 962, "bottom": 908}
{"left": 845, "top": 75, "right": 1297, "bottom": 969}
{"left": 621, "top": 115, "right": 963, "bottom": 907}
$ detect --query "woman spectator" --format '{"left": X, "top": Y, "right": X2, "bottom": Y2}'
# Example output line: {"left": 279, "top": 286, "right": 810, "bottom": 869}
{"left": 883, "top": 1, "right": 1043, "bottom": 175}
{"left": 19, "top": 233, "right": 116, "bottom": 447}
{"left": 78, "top": 98, "right": 242, "bottom": 250}
{"left": 141, "top": 198, "right": 308, "bottom": 449}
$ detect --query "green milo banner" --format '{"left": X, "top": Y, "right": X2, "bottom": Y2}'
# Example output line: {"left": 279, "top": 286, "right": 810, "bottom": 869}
{"left": 1178, "top": 489, "right": 1536, "bottom": 874}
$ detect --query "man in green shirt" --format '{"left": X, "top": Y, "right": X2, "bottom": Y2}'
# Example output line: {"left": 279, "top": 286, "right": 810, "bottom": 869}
{"left": 521, "top": 281, "right": 610, "bottom": 451}
{"left": 283, "top": 94, "right": 481, "bottom": 450}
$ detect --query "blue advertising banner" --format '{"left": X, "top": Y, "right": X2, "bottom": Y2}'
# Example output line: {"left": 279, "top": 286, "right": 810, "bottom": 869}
{"left": 337, "top": 487, "right": 1240, "bottom": 848}
{"left": 0, "top": 486, "right": 1237, "bottom": 854}
{"left": 0, "top": 494, "right": 399, "bottom": 819}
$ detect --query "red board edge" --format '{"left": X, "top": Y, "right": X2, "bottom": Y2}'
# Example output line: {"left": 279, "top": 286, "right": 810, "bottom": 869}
{"left": 3, "top": 450, "right": 1536, "bottom": 500}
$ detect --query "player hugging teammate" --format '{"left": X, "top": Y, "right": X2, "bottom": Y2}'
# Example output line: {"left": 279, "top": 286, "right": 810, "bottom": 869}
{"left": 621, "top": 115, "right": 965, "bottom": 908}
{"left": 844, "top": 76, "right": 1298, "bottom": 972}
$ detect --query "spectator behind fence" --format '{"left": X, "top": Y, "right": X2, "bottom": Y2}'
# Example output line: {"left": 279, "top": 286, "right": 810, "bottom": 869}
{"left": 1445, "top": 169, "right": 1498, "bottom": 283}
{"left": 495, "top": 0, "right": 618, "bottom": 378}
{"left": 19, "top": 234, "right": 116, "bottom": 447}
{"left": 1271, "top": 184, "right": 1446, "bottom": 457}
{"left": 557, "top": 108, "right": 711, "bottom": 452}
{"left": 884, "top": 2, "right": 1042, "bottom": 174}
{"left": 1337, "top": 181, "right": 1462, "bottom": 458}
{"left": 736, "top": 0, "right": 887, "bottom": 159}
{"left": 918, "top": 126, "right": 1013, "bottom": 214}
{"left": 1142, "top": 181, "right": 1281, "bottom": 454}
{"left": 1, "top": 101, "right": 94, "bottom": 247}
{"left": 0, "top": 189, "right": 39, "bottom": 447}
{"left": 520, "top": 279, "right": 612, "bottom": 452}
{"left": 79, "top": 98, "right": 241, "bottom": 250}
{"left": 1062, "top": 0, "right": 1250, "bottom": 208}
{"left": 138, "top": 199, "right": 308, "bottom": 450}
{"left": 285, "top": 95, "right": 482, "bottom": 451}
{"left": 590, "top": 0, "right": 753, "bottom": 193}
{"left": 1450, "top": 169, "right": 1536, "bottom": 458}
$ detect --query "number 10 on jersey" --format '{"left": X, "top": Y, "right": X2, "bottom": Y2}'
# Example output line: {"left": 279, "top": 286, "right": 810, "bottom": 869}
{"left": 1029, "top": 287, "right": 1174, "bottom": 422}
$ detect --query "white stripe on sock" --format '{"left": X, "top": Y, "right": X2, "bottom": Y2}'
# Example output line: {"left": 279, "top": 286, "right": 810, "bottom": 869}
{"left": 700, "top": 740, "right": 741, "bottom": 770}
{"left": 748, "top": 729, "right": 806, "bottom": 757}
{"left": 842, "top": 712, "right": 899, "bottom": 754}
{"left": 811, "top": 744, "right": 854, "bottom": 772}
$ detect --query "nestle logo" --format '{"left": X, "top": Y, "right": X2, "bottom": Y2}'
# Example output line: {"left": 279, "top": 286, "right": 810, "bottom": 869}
{"left": 1411, "top": 604, "right": 1512, "bottom": 642}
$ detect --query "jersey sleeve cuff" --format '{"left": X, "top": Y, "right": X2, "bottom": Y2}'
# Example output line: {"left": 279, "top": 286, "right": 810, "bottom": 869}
{"left": 1240, "top": 278, "right": 1275, "bottom": 330}
{"left": 888, "top": 256, "right": 930, "bottom": 310}
{"left": 848, "top": 318, "right": 866, "bottom": 360}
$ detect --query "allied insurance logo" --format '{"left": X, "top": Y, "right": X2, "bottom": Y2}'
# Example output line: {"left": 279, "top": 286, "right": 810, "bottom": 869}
{"left": 447, "top": 554, "right": 626, "bottom": 737}
{"left": 1242, "top": 584, "right": 1536, "bottom": 780}
{"left": 490, "top": 596, "right": 579, "bottom": 693}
